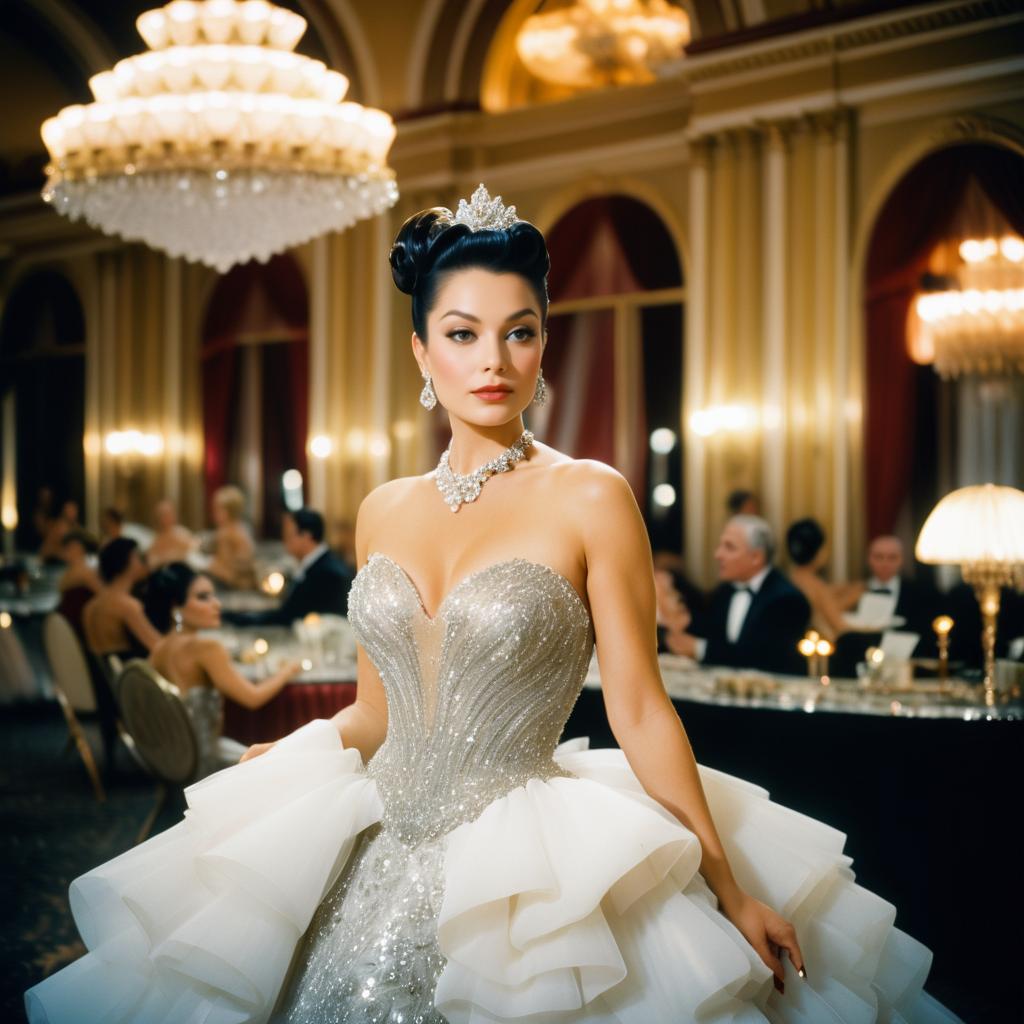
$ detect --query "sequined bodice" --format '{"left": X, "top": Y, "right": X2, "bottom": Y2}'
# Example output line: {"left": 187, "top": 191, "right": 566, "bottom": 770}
{"left": 181, "top": 686, "right": 224, "bottom": 780}
{"left": 347, "top": 553, "right": 594, "bottom": 844}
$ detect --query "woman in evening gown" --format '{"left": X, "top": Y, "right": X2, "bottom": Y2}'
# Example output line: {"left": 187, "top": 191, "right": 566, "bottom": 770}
{"left": 25, "top": 186, "right": 961, "bottom": 1024}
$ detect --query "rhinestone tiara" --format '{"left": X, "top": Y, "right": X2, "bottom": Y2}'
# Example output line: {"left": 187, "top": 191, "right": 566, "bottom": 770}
{"left": 442, "top": 184, "right": 519, "bottom": 232}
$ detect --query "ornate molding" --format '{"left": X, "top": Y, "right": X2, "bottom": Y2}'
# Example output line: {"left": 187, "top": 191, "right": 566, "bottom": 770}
{"left": 682, "top": 0, "right": 1021, "bottom": 85}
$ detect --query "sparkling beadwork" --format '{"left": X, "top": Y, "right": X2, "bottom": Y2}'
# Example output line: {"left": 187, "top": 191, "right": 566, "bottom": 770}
{"left": 432, "top": 430, "right": 534, "bottom": 513}
{"left": 273, "top": 554, "right": 593, "bottom": 1023}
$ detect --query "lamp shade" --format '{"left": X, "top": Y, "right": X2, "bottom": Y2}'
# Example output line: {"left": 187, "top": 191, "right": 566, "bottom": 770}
{"left": 915, "top": 483, "right": 1024, "bottom": 565}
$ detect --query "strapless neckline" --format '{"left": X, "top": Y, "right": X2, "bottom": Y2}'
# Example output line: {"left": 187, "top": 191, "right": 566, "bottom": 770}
{"left": 363, "top": 550, "right": 591, "bottom": 626}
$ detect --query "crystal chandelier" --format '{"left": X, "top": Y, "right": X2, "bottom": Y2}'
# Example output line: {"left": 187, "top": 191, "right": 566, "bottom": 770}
{"left": 39, "top": 0, "right": 398, "bottom": 272}
{"left": 515, "top": 0, "right": 690, "bottom": 89}
{"left": 910, "top": 235, "right": 1024, "bottom": 378}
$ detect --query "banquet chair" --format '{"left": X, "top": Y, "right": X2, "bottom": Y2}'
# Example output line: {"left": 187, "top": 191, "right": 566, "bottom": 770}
{"left": 116, "top": 659, "right": 199, "bottom": 844}
{"left": 92, "top": 651, "right": 147, "bottom": 771}
{"left": 41, "top": 613, "right": 106, "bottom": 803}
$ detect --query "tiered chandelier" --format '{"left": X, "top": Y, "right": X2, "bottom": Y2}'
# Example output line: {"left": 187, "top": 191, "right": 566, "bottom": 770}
{"left": 39, "top": 0, "right": 398, "bottom": 272}
{"left": 911, "top": 235, "right": 1024, "bottom": 378}
{"left": 516, "top": 0, "right": 690, "bottom": 89}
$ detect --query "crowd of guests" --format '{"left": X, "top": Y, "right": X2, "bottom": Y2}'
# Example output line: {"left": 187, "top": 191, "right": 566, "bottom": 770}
{"left": 26, "top": 486, "right": 357, "bottom": 780}
{"left": 655, "top": 489, "right": 1024, "bottom": 678}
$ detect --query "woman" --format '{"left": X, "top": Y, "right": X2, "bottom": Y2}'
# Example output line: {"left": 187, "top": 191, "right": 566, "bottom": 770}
{"left": 146, "top": 499, "right": 196, "bottom": 570}
{"left": 26, "top": 188, "right": 959, "bottom": 1024}
{"left": 55, "top": 528, "right": 101, "bottom": 641}
{"left": 785, "top": 517, "right": 851, "bottom": 640}
{"left": 205, "top": 484, "right": 257, "bottom": 590}
{"left": 81, "top": 537, "right": 160, "bottom": 661}
{"left": 144, "top": 562, "right": 302, "bottom": 779}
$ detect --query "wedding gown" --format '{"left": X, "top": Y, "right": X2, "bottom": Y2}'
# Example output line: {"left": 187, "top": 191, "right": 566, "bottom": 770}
{"left": 25, "top": 552, "right": 962, "bottom": 1024}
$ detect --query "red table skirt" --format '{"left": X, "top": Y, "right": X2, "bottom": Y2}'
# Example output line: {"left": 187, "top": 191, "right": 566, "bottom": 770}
{"left": 223, "top": 682, "right": 357, "bottom": 746}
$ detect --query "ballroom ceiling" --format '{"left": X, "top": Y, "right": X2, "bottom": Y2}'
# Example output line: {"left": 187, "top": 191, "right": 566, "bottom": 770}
{"left": 0, "top": 0, "right": 921, "bottom": 200}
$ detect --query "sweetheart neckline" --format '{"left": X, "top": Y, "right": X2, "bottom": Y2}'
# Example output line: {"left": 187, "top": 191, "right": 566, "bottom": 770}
{"left": 361, "top": 552, "right": 592, "bottom": 627}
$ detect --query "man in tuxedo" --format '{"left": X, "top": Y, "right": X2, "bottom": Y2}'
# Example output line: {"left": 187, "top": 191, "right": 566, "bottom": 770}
{"left": 666, "top": 516, "right": 810, "bottom": 675}
{"left": 224, "top": 507, "right": 354, "bottom": 626}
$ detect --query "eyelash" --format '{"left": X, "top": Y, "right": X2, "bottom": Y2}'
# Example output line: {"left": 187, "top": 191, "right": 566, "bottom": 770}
{"left": 447, "top": 327, "right": 536, "bottom": 344}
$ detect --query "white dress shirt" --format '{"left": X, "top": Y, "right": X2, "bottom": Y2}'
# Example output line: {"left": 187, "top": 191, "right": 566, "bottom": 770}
{"left": 293, "top": 542, "right": 329, "bottom": 582}
{"left": 695, "top": 565, "right": 772, "bottom": 661}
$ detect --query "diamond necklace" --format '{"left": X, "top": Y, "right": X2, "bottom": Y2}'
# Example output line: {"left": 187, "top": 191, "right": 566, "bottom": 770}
{"left": 433, "top": 430, "right": 535, "bottom": 512}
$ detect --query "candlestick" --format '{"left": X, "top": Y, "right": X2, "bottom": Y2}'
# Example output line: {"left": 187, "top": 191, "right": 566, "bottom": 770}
{"left": 932, "top": 615, "right": 953, "bottom": 689}
{"left": 814, "top": 638, "right": 834, "bottom": 685}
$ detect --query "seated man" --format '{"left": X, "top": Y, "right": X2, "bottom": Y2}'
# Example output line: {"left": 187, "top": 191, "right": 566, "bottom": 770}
{"left": 224, "top": 507, "right": 354, "bottom": 627}
{"left": 667, "top": 516, "right": 810, "bottom": 676}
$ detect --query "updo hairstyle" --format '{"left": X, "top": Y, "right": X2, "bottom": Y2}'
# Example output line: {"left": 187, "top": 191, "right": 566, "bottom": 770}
{"left": 786, "top": 518, "right": 826, "bottom": 567}
{"left": 144, "top": 561, "right": 199, "bottom": 633}
{"left": 389, "top": 209, "right": 550, "bottom": 340}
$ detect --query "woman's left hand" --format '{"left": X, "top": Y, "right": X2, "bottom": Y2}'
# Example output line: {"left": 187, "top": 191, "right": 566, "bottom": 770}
{"left": 719, "top": 889, "right": 806, "bottom": 995}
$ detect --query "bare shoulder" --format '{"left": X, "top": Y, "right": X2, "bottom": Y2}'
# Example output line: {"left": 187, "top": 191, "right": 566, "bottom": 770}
{"left": 557, "top": 457, "right": 636, "bottom": 508}
{"left": 194, "top": 635, "right": 229, "bottom": 664}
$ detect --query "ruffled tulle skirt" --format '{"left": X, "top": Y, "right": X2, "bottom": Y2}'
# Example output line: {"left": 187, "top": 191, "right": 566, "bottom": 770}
{"left": 25, "top": 720, "right": 962, "bottom": 1024}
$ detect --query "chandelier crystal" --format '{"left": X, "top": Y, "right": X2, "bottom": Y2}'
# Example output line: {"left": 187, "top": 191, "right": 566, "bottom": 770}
{"left": 516, "top": 0, "right": 690, "bottom": 89}
{"left": 39, "top": 0, "right": 398, "bottom": 272}
{"left": 910, "top": 235, "right": 1024, "bottom": 378}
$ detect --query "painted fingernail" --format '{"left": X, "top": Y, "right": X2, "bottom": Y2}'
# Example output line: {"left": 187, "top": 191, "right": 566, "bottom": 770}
{"left": 797, "top": 966, "right": 807, "bottom": 980}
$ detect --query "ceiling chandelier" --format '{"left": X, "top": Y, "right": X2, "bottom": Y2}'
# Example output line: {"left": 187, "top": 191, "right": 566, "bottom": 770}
{"left": 910, "top": 235, "right": 1024, "bottom": 378}
{"left": 516, "top": 0, "right": 690, "bottom": 89}
{"left": 39, "top": 0, "right": 398, "bottom": 272}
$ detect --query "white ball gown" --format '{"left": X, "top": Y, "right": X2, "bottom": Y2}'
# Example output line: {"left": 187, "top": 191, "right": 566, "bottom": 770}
{"left": 26, "top": 553, "right": 963, "bottom": 1024}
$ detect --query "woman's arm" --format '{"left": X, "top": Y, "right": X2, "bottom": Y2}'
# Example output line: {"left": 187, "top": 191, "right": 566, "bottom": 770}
{"left": 241, "top": 486, "right": 390, "bottom": 764}
{"left": 198, "top": 639, "right": 300, "bottom": 709}
{"left": 811, "top": 575, "right": 850, "bottom": 637}
{"left": 576, "top": 463, "right": 805, "bottom": 987}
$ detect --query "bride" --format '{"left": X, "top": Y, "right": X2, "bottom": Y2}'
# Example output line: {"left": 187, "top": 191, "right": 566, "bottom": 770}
{"left": 26, "top": 186, "right": 960, "bottom": 1024}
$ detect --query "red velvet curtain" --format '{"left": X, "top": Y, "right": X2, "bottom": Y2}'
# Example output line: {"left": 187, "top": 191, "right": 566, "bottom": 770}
{"left": 864, "top": 143, "right": 1024, "bottom": 539}
{"left": 201, "top": 255, "right": 309, "bottom": 526}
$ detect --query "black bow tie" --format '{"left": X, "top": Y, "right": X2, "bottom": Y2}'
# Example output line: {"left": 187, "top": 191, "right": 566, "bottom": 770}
{"left": 870, "top": 587, "right": 892, "bottom": 595}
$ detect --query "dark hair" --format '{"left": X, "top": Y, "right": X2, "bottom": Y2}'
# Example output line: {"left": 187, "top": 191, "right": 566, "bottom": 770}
{"left": 786, "top": 517, "right": 826, "bottom": 566}
{"left": 143, "top": 561, "right": 198, "bottom": 633}
{"left": 287, "top": 507, "right": 325, "bottom": 543}
{"left": 61, "top": 528, "right": 98, "bottom": 554}
{"left": 98, "top": 537, "right": 139, "bottom": 583}
{"left": 389, "top": 207, "right": 550, "bottom": 340}
{"left": 101, "top": 506, "right": 124, "bottom": 526}
{"left": 727, "top": 489, "right": 757, "bottom": 515}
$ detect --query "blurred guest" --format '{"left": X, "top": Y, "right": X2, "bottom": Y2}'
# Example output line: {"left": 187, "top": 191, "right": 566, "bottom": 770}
{"left": 667, "top": 516, "right": 810, "bottom": 675}
{"left": 99, "top": 506, "right": 125, "bottom": 545}
{"left": 56, "top": 529, "right": 101, "bottom": 640}
{"left": 786, "top": 518, "right": 849, "bottom": 640}
{"left": 146, "top": 563, "right": 301, "bottom": 778}
{"left": 852, "top": 535, "right": 939, "bottom": 639}
{"left": 224, "top": 508, "right": 354, "bottom": 626}
{"left": 206, "top": 485, "right": 256, "bottom": 590}
{"left": 147, "top": 499, "right": 195, "bottom": 569}
{"left": 652, "top": 550, "right": 708, "bottom": 652}
{"left": 726, "top": 489, "right": 760, "bottom": 517}
{"left": 38, "top": 499, "right": 80, "bottom": 563}
{"left": 31, "top": 485, "right": 54, "bottom": 546}
{"left": 82, "top": 537, "right": 161, "bottom": 661}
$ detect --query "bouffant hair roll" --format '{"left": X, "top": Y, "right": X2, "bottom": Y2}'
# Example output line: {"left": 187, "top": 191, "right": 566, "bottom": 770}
{"left": 389, "top": 207, "right": 550, "bottom": 340}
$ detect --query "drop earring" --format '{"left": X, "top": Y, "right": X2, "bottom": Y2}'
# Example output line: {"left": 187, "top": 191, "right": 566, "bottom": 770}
{"left": 419, "top": 371, "right": 437, "bottom": 411}
{"left": 173, "top": 610, "right": 184, "bottom": 633}
{"left": 533, "top": 369, "right": 548, "bottom": 406}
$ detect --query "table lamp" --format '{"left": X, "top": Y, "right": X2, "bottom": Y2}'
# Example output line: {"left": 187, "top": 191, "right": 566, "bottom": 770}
{"left": 916, "top": 484, "right": 1024, "bottom": 707}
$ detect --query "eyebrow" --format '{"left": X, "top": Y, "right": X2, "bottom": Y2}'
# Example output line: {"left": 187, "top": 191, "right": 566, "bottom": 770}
{"left": 441, "top": 308, "right": 539, "bottom": 322}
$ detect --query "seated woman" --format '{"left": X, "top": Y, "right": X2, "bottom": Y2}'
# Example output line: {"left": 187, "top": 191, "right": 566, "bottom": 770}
{"left": 146, "top": 499, "right": 196, "bottom": 570}
{"left": 82, "top": 537, "right": 161, "bottom": 662}
{"left": 204, "top": 485, "right": 257, "bottom": 590}
{"left": 145, "top": 562, "right": 301, "bottom": 779}
{"left": 38, "top": 499, "right": 80, "bottom": 565}
{"left": 56, "top": 529, "right": 102, "bottom": 641}
{"left": 785, "top": 517, "right": 850, "bottom": 641}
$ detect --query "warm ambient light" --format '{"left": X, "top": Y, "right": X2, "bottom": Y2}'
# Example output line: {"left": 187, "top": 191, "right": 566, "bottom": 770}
{"left": 105, "top": 430, "right": 165, "bottom": 456}
{"left": 652, "top": 483, "right": 676, "bottom": 507}
{"left": 261, "top": 571, "right": 285, "bottom": 595}
{"left": 1, "top": 505, "right": 17, "bottom": 531}
{"left": 0, "top": 611, "right": 12, "bottom": 629}
{"left": 39, "top": 0, "right": 398, "bottom": 271}
{"left": 516, "top": 0, "right": 690, "bottom": 89}
{"left": 309, "top": 435, "right": 333, "bottom": 459}
{"left": 916, "top": 483, "right": 1024, "bottom": 706}
{"left": 253, "top": 637, "right": 269, "bottom": 655}
{"left": 688, "top": 404, "right": 756, "bottom": 438}
{"left": 649, "top": 428, "right": 677, "bottom": 453}
{"left": 932, "top": 615, "right": 954, "bottom": 636}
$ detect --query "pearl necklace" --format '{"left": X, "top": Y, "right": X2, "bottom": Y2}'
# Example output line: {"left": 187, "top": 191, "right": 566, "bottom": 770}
{"left": 433, "top": 430, "right": 535, "bottom": 512}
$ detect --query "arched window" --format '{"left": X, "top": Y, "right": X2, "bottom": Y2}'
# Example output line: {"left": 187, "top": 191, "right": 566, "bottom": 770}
{"left": 531, "top": 194, "right": 684, "bottom": 552}
{"left": 201, "top": 254, "right": 309, "bottom": 538}
{"left": 864, "top": 142, "right": 1024, "bottom": 543}
{"left": 0, "top": 270, "right": 85, "bottom": 548}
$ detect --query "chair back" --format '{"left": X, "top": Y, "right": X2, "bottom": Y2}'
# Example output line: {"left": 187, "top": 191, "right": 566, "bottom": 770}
{"left": 42, "top": 613, "right": 96, "bottom": 712}
{"left": 117, "top": 660, "right": 198, "bottom": 785}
